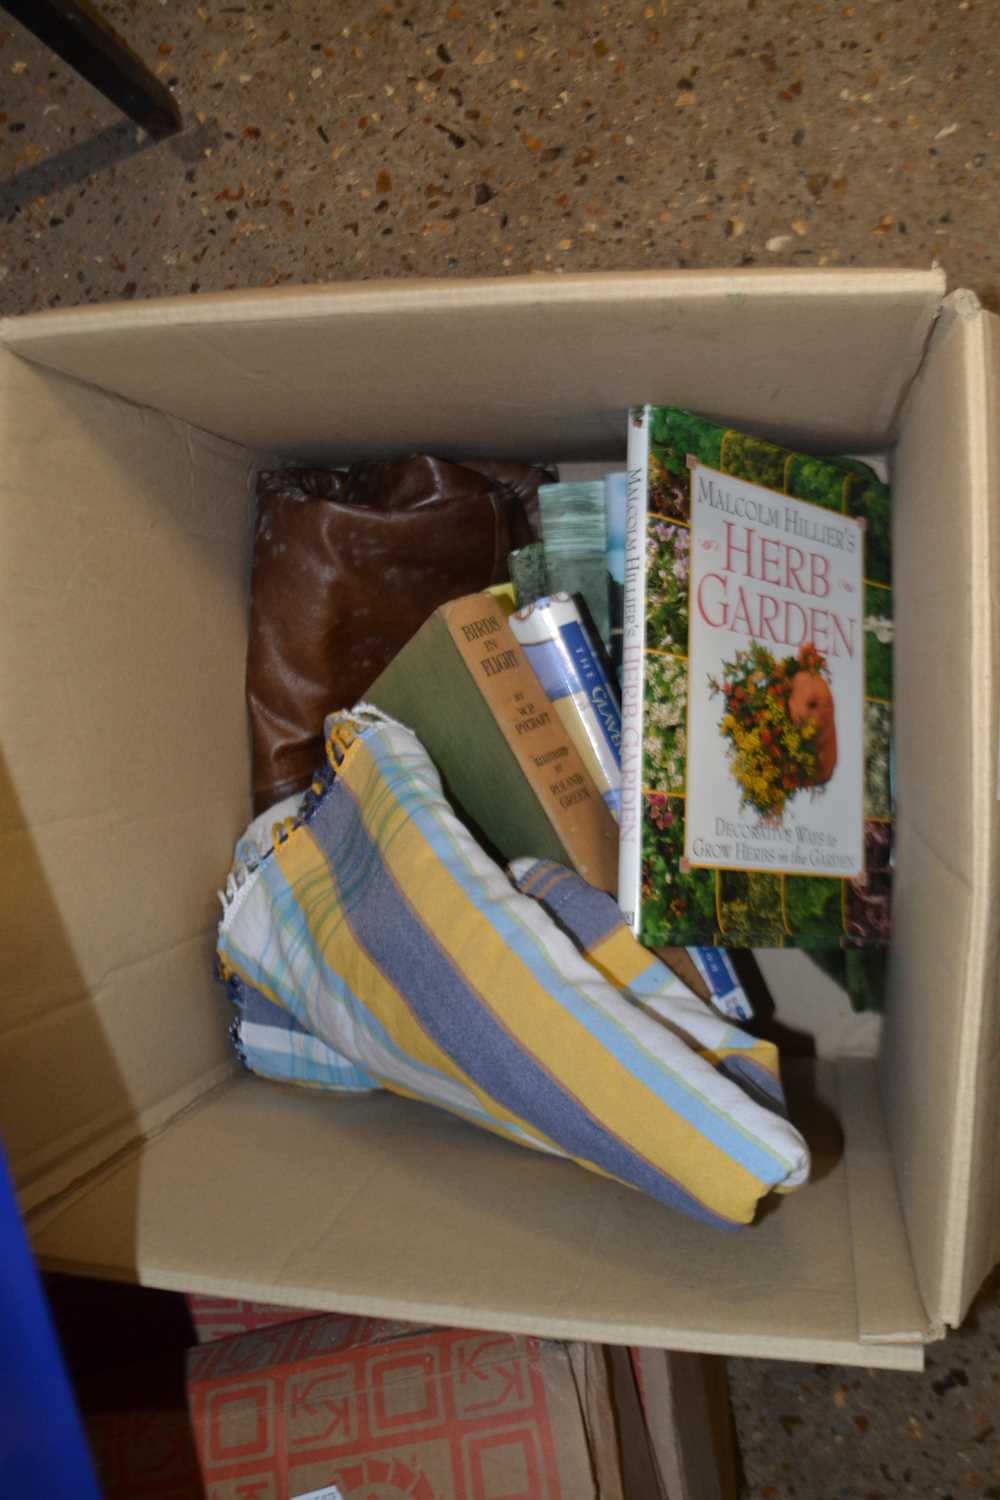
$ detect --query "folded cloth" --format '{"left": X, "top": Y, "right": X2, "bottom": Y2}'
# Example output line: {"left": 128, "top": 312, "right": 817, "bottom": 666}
{"left": 232, "top": 984, "right": 378, "bottom": 1094}
{"left": 229, "top": 854, "right": 786, "bottom": 1127}
{"left": 227, "top": 845, "right": 703, "bottom": 1098}
{"left": 226, "top": 798, "right": 695, "bottom": 1098}
{"left": 217, "top": 707, "right": 810, "bottom": 1227}
{"left": 508, "top": 859, "right": 785, "bottom": 1115}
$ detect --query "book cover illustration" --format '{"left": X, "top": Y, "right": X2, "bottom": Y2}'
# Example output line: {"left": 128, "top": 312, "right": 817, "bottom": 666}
{"left": 619, "top": 407, "right": 892, "bottom": 952}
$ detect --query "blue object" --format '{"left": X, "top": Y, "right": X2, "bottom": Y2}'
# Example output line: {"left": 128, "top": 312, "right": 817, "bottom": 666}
{"left": 0, "top": 1145, "right": 102, "bottom": 1499}
{"left": 513, "top": 596, "right": 624, "bottom": 817}
{"left": 689, "top": 945, "right": 753, "bottom": 1021}
{"left": 559, "top": 616, "right": 623, "bottom": 767}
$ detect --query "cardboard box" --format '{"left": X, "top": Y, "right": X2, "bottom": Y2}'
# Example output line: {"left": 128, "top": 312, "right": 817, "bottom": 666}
{"left": 187, "top": 1319, "right": 630, "bottom": 1500}
{"left": 84, "top": 1313, "right": 646, "bottom": 1500}
{"left": 2, "top": 271, "right": 998, "bottom": 1371}
{"left": 188, "top": 1294, "right": 326, "bottom": 1345}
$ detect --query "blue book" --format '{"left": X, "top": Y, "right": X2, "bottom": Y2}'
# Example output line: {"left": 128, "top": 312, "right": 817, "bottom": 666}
{"left": 689, "top": 947, "right": 752, "bottom": 1022}
{"left": 509, "top": 594, "right": 622, "bottom": 816}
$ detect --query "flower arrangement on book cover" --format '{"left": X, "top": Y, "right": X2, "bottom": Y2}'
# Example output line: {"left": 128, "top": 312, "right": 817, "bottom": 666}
{"left": 708, "top": 641, "right": 837, "bottom": 822}
{"left": 619, "top": 404, "right": 893, "bottom": 958}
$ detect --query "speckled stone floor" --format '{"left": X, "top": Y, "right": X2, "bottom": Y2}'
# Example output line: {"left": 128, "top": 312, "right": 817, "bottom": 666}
{"left": 3, "top": 3, "right": 1000, "bottom": 1497}
{"left": 2, "top": 0, "right": 999, "bottom": 306}
{"left": 729, "top": 1275, "right": 1000, "bottom": 1499}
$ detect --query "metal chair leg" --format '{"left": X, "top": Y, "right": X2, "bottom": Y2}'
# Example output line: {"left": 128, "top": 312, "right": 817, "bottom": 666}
{"left": 2, "top": 0, "right": 182, "bottom": 139}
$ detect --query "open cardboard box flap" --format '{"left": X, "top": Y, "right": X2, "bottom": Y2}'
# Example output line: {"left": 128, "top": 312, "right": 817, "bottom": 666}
{"left": 2, "top": 270, "right": 998, "bottom": 1370}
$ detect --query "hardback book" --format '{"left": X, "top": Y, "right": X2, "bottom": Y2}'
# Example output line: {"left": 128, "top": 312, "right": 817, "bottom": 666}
{"left": 619, "top": 406, "right": 892, "bottom": 951}
{"left": 367, "top": 592, "right": 619, "bottom": 893}
{"left": 511, "top": 593, "right": 753, "bottom": 1021}
{"left": 538, "top": 481, "right": 612, "bottom": 653}
{"left": 604, "top": 471, "right": 627, "bottom": 685}
{"left": 508, "top": 542, "right": 550, "bottom": 607}
{"left": 688, "top": 946, "right": 752, "bottom": 1021}
{"left": 509, "top": 593, "right": 623, "bottom": 817}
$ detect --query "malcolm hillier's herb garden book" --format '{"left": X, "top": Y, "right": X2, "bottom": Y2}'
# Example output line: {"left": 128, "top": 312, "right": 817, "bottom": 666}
{"left": 618, "top": 407, "right": 892, "bottom": 950}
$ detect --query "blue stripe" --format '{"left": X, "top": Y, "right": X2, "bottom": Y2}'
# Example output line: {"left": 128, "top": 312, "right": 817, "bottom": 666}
{"left": 240, "top": 985, "right": 310, "bottom": 1035}
{"left": 627, "top": 961, "right": 683, "bottom": 1001}
{"left": 219, "top": 851, "right": 562, "bottom": 1153}
{"left": 517, "top": 863, "right": 624, "bottom": 952}
{"left": 363, "top": 729, "right": 790, "bottom": 1185}
{"left": 718, "top": 1055, "right": 786, "bottom": 1113}
{"left": 220, "top": 877, "right": 458, "bottom": 1098}
{"left": 243, "top": 1039, "right": 374, "bottom": 1091}
{"left": 228, "top": 971, "right": 378, "bottom": 1089}
{"left": 313, "top": 763, "right": 739, "bottom": 1226}
{"left": 560, "top": 618, "right": 623, "bottom": 762}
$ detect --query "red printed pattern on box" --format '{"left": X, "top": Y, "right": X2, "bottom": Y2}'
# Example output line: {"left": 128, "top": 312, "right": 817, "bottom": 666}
{"left": 187, "top": 1295, "right": 325, "bottom": 1344}
{"left": 188, "top": 1313, "right": 419, "bottom": 1385}
{"left": 190, "top": 1327, "right": 562, "bottom": 1500}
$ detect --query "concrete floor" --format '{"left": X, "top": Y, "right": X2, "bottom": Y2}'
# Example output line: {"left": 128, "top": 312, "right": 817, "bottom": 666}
{"left": 3, "top": 3, "right": 1000, "bottom": 1497}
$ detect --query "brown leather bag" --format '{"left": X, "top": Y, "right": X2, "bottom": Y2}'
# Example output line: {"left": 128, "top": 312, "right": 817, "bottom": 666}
{"left": 246, "top": 454, "right": 555, "bottom": 813}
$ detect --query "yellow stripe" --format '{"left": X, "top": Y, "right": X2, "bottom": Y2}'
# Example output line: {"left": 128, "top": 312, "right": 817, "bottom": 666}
{"left": 271, "top": 822, "right": 566, "bottom": 1159}
{"left": 341, "top": 744, "right": 768, "bottom": 1220}
{"left": 586, "top": 933, "right": 782, "bottom": 1083}
{"left": 587, "top": 927, "right": 659, "bottom": 991}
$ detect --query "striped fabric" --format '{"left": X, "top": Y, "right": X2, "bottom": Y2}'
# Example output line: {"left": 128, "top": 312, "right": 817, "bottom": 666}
{"left": 217, "top": 708, "right": 809, "bottom": 1228}
{"left": 232, "top": 862, "right": 780, "bottom": 1119}
{"left": 230, "top": 982, "right": 378, "bottom": 1094}
{"left": 508, "top": 859, "right": 788, "bottom": 1116}
{"left": 223, "top": 792, "right": 382, "bottom": 1094}
{"left": 229, "top": 855, "right": 727, "bottom": 1099}
{"left": 225, "top": 833, "right": 700, "bottom": 1101}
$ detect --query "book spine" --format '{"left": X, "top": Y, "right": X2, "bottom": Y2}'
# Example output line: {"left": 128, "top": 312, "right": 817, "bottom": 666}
{"left": 618, "top": 410, "right": 650, "bottom": 934}
{"left": 604, "top": 471, "right": 628, "bottom": 687}
{"left": 509, "top": 595, "right": 622, "bottom": 817}
{"left": 559, "top": 604, "right": 623, "bottom": 772}
{"left": 441, "top": 593, "right": 618, "bottom": 893}
{"left": 688, "top": 947, "right": 753, "bottom": 1022}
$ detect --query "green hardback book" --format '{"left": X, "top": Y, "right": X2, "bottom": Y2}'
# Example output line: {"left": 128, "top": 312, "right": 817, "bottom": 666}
{"left": 367, "top": 592, "right": 619, "bottom": 893}
{"left": 618, "top": 406, "right": 892, "bottom": 951}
